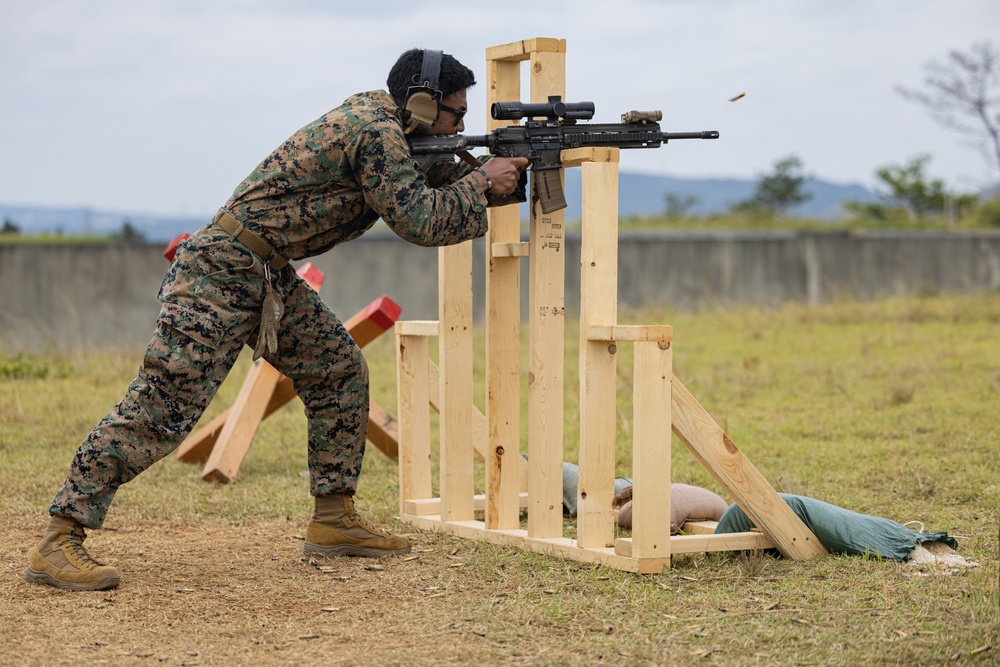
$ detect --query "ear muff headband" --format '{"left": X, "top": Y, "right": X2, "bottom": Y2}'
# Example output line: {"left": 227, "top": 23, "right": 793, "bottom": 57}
{"left": 403, "top": 49, "right": 443, "bottom": 135}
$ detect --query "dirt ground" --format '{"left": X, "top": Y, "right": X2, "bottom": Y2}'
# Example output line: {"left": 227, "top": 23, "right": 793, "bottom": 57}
{"left": 2, "top": 520, "right": 523, "bottom": 667}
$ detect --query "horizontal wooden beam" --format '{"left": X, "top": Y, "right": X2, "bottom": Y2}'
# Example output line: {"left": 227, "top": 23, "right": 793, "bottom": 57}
{"left": 614, "top": 530, "right": 775, "bottom": 558}
{"left": 395, "top": 320, "right": 440, "bottom": 337}
{"left": 403, "top": 514, "right": 669, "bottom": 574}
{"left": 404, "top": 492, "right": 529, "bottom": 516}
{"left": 562, "top": 147, "right": 620, "bottom": 168}
{"left": 586, "top": 324, "right": 673, "bottom": 343}
{"left": 485, "top": 38, "right": 566, "bottom": 62}
{"left": 680, "top": 520, "right": 719, "bottom": 535}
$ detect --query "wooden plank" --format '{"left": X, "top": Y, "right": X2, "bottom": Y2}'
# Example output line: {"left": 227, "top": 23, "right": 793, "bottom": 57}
{"left": 396, "top": 334, "right": 431, "bottom": 515}
{"left": 681, "top": 520, "right": 719, "bottom": 535}
{"left": 201, "top": 359, "right": 283, "bottom": 483}
{"left": 526, "top": 46, "right": 567, "bottom": 540}
{"left": 174, "top": 411, "right": 228, "bottom": 463}
{"left": 671, "top": 375, "right": 827, "bottom": 559}
{"left": 485, "top": 37, "right": 566, "bottom": 62}
{"left": 490, "top": 242, "right": 529, "bottom": 258}
{"left": 631, "top": 341, "right": 673, "bottom": 561}
{"left": 403, "top": 513, "right": 668, "bottom": 574}
{"left": 484, "top": 56, "right": 524, "bottom": 532}
{"left": 586, "top": 324, "right": 673, "bottom": 343}
{"left": 178, "top": 381, "right": 401, "bottom": 463}
{"left": 394, "top": 320, "right": 439, "bottom": 337}
{"left": 577, "top": 159, "right": 619, "bottom": 549}
{"left": 428, "top": 361, "right": 528, "bottom": 491}
{"left": 615, "top": 531, "right": 775, "bottom": 557}
{"left": 404, "top": 492, "right": 529, "bottom": 517}
{"left": 438, "top": 243, "right": 475, "bottom": 521}
{"left": 562, "top": 147, "right": 619, "bottom": 168}
{"left": 366, "top": 400, "right": 398, "bottom": 460}
{"left": 177, "top": 379, "right": 298, "bottom": 463}
{"left": 342, "top": 295, "right": 402, "bottom": 348}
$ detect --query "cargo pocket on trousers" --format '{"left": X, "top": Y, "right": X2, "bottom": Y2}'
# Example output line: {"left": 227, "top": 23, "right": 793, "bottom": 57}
{"left": 158, "top": 301, "right": 227, "bottom": 350}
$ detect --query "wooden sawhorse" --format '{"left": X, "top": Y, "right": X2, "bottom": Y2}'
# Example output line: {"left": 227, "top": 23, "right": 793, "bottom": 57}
{"left": 170, "top": 261, "right": 402, "bottom": 482}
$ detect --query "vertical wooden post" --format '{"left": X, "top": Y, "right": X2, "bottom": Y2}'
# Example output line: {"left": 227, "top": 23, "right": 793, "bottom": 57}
{"left": 526, "top": 43, "right": 568, "bottom": 539}
{"left": 631, "top": 340, "right": 673, "bottom": 561}
{"left": 396, "top": 324, "right": 434, "bottom": 515}
{"left": 576, "top": 152, "right": 620, "bottom": 548}
{"left": 484, "top": 53, "right": 524, "bottom": 531}
{"left": 438, "top": 244, "right": 475, "bottom": 522}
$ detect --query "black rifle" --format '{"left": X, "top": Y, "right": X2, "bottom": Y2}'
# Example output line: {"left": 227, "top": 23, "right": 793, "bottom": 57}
{"left": 408, "top": 96, "right": 719, "bottom": 214}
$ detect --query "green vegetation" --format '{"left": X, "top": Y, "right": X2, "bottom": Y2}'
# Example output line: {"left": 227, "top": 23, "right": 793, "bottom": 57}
{"left": 1, "top": 294, "right": 996, "bottom": 665}
{"left": 730, "top": 155, "right": 812, "bottom": 218}
{"left": 0, "top": 353, "right": 74, "bottom": 381}
{"left": 618, "top": 156, "right": 1000, "bottom": 232}
{"left": 844, "top": 154, "right": 981, "bottom": 224}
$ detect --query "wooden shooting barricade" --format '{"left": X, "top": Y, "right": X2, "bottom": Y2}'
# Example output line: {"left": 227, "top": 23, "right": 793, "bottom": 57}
{"left": 172, "top": 258, "right": 402, "bottom": 483}
{"left": 394, "top": 37, "right": 827, "bottom": 573}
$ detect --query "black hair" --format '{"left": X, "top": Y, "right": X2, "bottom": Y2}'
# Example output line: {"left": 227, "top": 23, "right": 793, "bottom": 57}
{"left": 387, "top": 49, "right": 476, "bottom": 108}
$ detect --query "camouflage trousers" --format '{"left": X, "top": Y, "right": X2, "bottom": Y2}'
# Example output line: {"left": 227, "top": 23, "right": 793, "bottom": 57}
{"left": 50, "top": 223, "right": 369, "bottom": 529}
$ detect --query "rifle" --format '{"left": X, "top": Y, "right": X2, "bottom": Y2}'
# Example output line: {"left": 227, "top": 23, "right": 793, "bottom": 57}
{"left": 408, "top": 96, "right": 719, "bottom": 214}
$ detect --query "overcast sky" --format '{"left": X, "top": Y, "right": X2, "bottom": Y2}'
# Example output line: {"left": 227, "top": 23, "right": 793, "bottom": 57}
{"left": 2, "top": 1, "right": 998, "bottom": 218}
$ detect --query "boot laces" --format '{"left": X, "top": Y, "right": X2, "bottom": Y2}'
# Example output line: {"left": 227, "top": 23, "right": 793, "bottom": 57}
{"left": 346, "top": 501, "right": 390, "bottom": 537}
{"left": 56, "top": 524, "right": 101, "bottom": 569}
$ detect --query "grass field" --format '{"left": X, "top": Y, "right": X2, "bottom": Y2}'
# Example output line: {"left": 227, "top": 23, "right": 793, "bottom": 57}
{"left": 1, "top": 294, "right": 997, "bottom": 666}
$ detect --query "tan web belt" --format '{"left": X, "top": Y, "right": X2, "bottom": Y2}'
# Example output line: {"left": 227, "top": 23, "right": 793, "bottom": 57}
{"left": 212, "top": 208, "right": 288, "bottom": 360}
{"left": 213, "top": 209, "right": 288, "bottom": 272}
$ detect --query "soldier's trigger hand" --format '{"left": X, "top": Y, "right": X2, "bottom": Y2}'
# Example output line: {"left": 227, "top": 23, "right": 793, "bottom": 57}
{"left": 483, "top": 157, "right": 529, "bottom": 195}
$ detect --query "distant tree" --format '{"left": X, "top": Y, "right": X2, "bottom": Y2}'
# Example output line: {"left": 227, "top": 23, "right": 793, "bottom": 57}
{"left": 731, "top": 155, "right": 812, "bottom": 216}
{"left": 896, "top": 41, "right": 1000, "bottom": 176}
{"left": 115, "top": 219, "right": 146, "bottom": 244}
{"left": 664, "top": 193, "right": 698, "bottom": 219}
{"left": 970, "top": 192, "right": 1000, "bottom": 227}
{"left": 1, "top": 218, "right": 20, "bottom": 235}
{"left": 844, "top": 155, "right": 978, "bottom": 221}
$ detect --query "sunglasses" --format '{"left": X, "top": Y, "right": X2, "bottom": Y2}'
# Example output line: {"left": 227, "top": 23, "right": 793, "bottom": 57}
{"left": 438, "top": 103, "right": 467, "bottom": 122}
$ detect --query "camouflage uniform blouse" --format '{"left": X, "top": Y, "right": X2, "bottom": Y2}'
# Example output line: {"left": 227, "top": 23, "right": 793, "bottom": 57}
{"left": 225, "top": 89, "right": 488, "bottom": 259}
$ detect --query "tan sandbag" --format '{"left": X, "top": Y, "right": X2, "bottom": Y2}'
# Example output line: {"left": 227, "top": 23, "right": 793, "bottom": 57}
{"left": 614, "top": 484, "right": 728, "bottom": 534}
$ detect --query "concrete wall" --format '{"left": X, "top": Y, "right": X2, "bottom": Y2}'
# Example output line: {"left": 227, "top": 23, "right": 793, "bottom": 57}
{"left": 2, "top": 230, "right": 999, "bottom": 352}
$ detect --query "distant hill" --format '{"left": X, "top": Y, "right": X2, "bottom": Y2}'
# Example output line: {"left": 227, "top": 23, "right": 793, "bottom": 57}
{"left": 562, "top": 170, "right": 880, "bottom": 220}
{"left": 1, "top": 172, "right": 880, "bottom": 243}
{"left": 0, "top": 204, "right": 202, "bottom": 244}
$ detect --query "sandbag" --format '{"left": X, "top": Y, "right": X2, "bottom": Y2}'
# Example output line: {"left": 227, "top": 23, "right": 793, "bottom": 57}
{"left": 560, "top": 462, "right": 632, "bottom": 517}
{"left": 714, "top": 493, "right": 957, "bottom": 561}
{"left": 614, "top": 484, "right": 729, "bottom": 534}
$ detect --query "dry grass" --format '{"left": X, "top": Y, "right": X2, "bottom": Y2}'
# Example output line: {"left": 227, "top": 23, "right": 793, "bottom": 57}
{"left": 1, "top": 294, "right": 998, "bottom": 666}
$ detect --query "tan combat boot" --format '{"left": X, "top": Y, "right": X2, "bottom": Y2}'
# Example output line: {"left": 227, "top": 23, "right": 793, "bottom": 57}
{"left": 304, "top": 494, "right": 411, "bottom": 558}
{"left": 25, "top": 516, "right": 121, "bottom": 591}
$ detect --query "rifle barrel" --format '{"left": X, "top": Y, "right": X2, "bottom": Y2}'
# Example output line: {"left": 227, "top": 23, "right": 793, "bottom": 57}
{"left": 662, "top": 131, "right": 720, "bottom": 140}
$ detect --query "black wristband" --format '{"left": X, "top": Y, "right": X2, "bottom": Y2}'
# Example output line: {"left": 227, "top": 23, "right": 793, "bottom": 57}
{"left": 474, "top": 167, "right": 492, "bottom": 193}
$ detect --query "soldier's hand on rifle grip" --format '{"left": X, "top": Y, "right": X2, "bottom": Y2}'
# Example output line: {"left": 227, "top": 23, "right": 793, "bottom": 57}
{"left": 480, "top": 157, "right": 530, "bottom": 195}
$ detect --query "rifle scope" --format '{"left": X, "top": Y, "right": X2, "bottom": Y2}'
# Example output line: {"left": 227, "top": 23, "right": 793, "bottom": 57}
{"left": 492, "top": 97, "right": 595, "bottom": 122}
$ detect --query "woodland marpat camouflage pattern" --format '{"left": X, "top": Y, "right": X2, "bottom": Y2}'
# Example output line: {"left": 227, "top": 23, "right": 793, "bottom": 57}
{"left": 50, "top": 90, "right": 490, "bottom": 528}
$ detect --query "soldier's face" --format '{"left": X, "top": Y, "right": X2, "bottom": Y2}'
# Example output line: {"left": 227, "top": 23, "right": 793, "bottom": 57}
{"left": 426, "top": 90, "right": 468, "bottom": 136}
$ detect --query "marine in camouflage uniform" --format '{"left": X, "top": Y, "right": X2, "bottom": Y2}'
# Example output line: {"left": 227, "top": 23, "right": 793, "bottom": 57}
{"left": 27, "top": 49, "right": 530, "bottom": 591}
